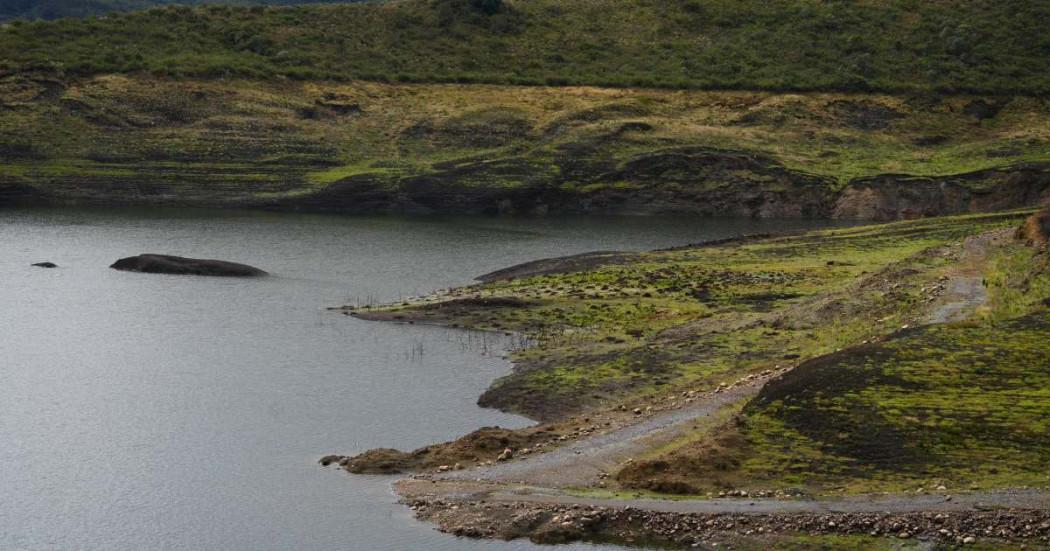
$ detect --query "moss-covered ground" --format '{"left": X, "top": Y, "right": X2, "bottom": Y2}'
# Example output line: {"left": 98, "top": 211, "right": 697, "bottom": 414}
{"left": 355, "top": 211, "right": 1033, "bottom": 420}
{"left": 350, "top": 209, "right": 1050, "bottom": 498}
{"left": 616, "top": 222, "right": 1050, "bottom": 496}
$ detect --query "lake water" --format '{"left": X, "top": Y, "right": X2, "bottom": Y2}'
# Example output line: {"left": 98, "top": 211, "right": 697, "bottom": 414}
{"left": 0, "top": 208, "right": 845, "bottom": 550}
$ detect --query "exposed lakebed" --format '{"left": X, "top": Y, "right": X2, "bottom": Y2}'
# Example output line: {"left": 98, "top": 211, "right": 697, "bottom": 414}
{"left": 0, "top": 207, "right": 848, "bottom": 550}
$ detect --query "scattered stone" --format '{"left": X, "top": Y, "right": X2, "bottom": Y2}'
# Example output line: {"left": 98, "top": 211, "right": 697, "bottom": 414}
{"left": 401, "top": 489, "right": 1050, "bottom": 548}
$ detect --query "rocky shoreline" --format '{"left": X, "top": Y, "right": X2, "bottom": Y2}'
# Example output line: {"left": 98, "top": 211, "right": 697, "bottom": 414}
{"left": 402, "top": 492, "right": 1050, "bottom": 548}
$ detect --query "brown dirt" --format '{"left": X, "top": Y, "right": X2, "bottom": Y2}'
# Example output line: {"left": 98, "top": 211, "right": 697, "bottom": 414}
{"left": 1017, "top": 207, "right": 1050, "bottom": 248}
{"left": 323, "top": 426, "right": 567, "bottom": 475}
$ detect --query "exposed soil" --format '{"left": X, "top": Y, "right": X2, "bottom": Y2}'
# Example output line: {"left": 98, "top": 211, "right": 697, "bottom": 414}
{"left": 3, "top": 150, "right": 1048, "bottom": 221}
{"left": 832, "top": 164, "right": 1050, "bottom": 221}
{"left": 322, "top": 427, "right": 564, "bottom": 475}
{"left": 439, "top": 375, "right": 776, "bottom": 489}
{"left": 1017, "top": 207, "right": 1050, "bottom": 248}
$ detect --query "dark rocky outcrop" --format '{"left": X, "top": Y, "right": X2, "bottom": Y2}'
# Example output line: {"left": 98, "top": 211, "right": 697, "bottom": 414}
{"left": 476, "top": 251, "right": 633, "bottom": 283}
{"left": 282, "top": 150, "right": 1050, "bottom": 221}
{"left": 281, "top": 147, "right": 838, "bottom": 218}
{"left": 5, "top": 143, "right": 1049, "bottom": 222}
{"left": 0, "top": 180, "right": 43, "bottom": 206}
{"left": 833, "top": 164, "right": 1050, "bottom": 221}
{"left": 31, "top": 262, "right": 58, "bottom": 268}
{"left": 109, "top": 254, "right": 267, "bottom": 277}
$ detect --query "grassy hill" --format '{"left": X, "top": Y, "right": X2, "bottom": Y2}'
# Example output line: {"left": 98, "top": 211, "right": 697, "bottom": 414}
{"left": 2, "top": 0, "right": 1049, "bottom": 94}
{"left": 2, "top": 0, "right": 1049, "bottom": 215}
{"left": 0, "top": 0, "right": 370, "bottom": 22}
{"left": 2, "top": 75, "right": 1048, "bottom": 215}
{"left": 617, "top": 222, "right": 1050, "bottom": 494}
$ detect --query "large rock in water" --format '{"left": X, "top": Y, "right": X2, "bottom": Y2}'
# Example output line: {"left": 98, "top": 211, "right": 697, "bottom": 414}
{"left": 110, "top": 254, "right": 267, "bottom": 277}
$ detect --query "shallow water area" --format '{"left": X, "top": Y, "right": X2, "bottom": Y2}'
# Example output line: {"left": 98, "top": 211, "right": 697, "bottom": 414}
{"left": 0, "top": 207, "right": 848, "bottom": 550}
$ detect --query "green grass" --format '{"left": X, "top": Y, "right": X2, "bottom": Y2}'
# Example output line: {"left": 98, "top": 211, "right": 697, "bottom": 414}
{"left": 2, "top": 0, "right": 1049, "bottom": 94}
{"left": 305, "top": 163, "right": 399, "bottom": 185}
{"left": 3, "top": 75, "right": 1049, "bottom": 207}
{"left": 735, "top": 309, "right": 1050, "bottom": 493}
{"left": 360, "top": 210, "right": 1050, "bottom": 496}
{"left": 363, "top": 211, "right": 1031, "bottom": 419}
{"left": 614, "top": 224, "right": 1050, "bottom": 495}
{"left": 983, "top": 243, "right": 1050, "bottom": 320}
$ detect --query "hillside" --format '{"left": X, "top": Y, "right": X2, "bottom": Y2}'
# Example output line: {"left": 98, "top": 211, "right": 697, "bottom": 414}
{"left": 2, "top": 75, "right": 1049, "bottom": 217}
{"left": 0, "top": 0, "right": 370, "bottom": 22}
{"left": 2, "top": 0, "right": 1048, "bottom": 94}
{"left": 2, "top": 0, "right": 1049, "bottom": 217}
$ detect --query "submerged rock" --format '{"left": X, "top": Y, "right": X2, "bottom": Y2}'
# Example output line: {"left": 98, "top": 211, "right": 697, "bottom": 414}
{"left": 110, "top": 254, "right": 267, "bottom": 277}
{"left": 31, "top": 262, "right": 58, "bottom": 268}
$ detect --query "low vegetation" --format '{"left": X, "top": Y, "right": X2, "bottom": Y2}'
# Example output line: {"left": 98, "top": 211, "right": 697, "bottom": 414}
{"left": 346, "top": 209, "right": 1050, "bottom": 499}
{"left": 352, "top": 211, "right": 1033, "bottom": 419}
{"left": 618, "top": 213, "right": 1050, "bottom": 495}
{"left": 0, "top": 0, "right": 369, "bottom": 22}
{"left": 2, "top": 0, "right": 1048, "bottom": 94}
{"left": 2, "top": 75, "right": 1048, "bottom": 213}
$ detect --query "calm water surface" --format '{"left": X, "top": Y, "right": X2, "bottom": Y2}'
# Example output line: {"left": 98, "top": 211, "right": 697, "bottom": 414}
{"left": 0, "top": 208, "right": 846, "bottom": 550}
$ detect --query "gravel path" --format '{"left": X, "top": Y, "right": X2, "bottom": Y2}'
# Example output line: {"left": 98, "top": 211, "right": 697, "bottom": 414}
{"left": 439, "top": 377, "right": 768, "bottom": 488}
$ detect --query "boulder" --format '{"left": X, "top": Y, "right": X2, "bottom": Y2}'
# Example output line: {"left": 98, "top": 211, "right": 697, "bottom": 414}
{"left": 110, "top": 254, "right": 267, "bottom": 277}
{"left": 31, "top": 262, "right": 58, "bottom": 268}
